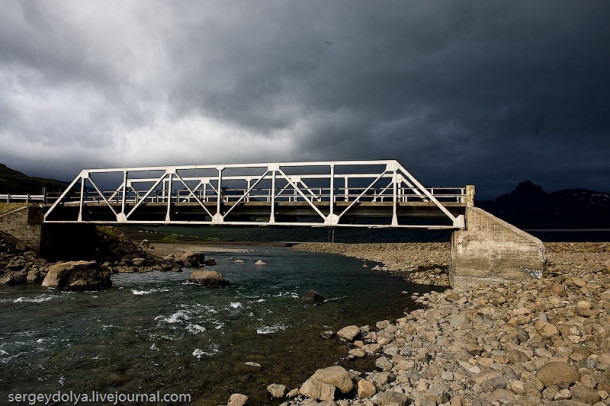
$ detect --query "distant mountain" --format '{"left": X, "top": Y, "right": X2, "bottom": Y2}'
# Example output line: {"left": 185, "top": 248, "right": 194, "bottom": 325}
{"left": 478, "top": 181, "right": 610, "bottom": 229}
{"left": 0, "top": 164, "right": 67, "bottom": 195}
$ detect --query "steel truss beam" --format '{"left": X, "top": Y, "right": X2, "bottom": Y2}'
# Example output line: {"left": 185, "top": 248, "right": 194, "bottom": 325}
{"left": 44, "top": 160, "right": 466, "bottom": 229}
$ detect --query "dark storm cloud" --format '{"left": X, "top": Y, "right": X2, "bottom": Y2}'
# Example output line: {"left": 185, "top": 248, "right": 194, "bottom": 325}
{"left": 0, "top": 0, "right": 608, "bottom": 196}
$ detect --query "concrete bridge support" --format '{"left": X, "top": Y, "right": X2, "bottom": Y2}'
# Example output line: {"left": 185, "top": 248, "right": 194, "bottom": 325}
{"left": 450, "top": 207, "right": 546, "bottom": 288}
{"left": 0, "top": 205, "right": 96, "bottom": 260}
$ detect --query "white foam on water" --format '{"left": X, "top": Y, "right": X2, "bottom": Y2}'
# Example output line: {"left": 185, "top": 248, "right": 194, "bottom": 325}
{"left": 275, "top": 291, "right": 299, "bottom": 298}
{"left": 154, "top": 310, "right": 191, "bottom": 324}
{"left": 186, "top": 324, "right": 206, "bottom": 334}
{"left": 256, "top": 324, "right": 287, "bottom": 335}
{"left": 149, "top": 343, "right": 159, "bottom": 351}
{"left": 324, "top": 296, "right": 346, "bottom": 303}
{"left": 230, "top": 302, "right": 242, "bottom": 309}
{"left": 254, "top": 299, "right": 266, "bottom": 303}
{"left": 132, "top": 288, "right": 169, "bottom": 295}
{"left": 0, "top": 350, "right": 8, "bottom": 356}
{"left": 192, "top": 346, "right": 219, "bottom": 358}
{"left": 13, "top": 294, "right": 56, "bottom": 304}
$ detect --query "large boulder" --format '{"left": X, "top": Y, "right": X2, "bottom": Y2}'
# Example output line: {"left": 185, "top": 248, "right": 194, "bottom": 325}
{"left": 536, "top": 362, "right": 580, "bottom": 388}
{"left": 42, "top": 261, "right": 111, "bottom": 290}
{"left": 299, "top": 366, "right": 354, "bottom": 400}
{"left": 189, "top": 270, "right": 229, "bottom": 287}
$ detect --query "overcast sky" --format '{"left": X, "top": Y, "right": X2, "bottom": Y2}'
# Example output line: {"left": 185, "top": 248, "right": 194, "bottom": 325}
{"left": 1, "top": 1, "right": 608, "bottom": 198}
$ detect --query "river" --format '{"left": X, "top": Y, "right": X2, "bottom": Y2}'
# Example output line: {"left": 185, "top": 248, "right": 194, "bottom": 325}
{"left": 1, "top": 246, "right": 425, "bottom": 404}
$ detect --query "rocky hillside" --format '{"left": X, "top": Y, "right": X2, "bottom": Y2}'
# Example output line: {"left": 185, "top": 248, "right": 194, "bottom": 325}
{"left": 479, "top": 181, "right": 610, "bottom": 229}
{"left": 0, "top": 163, "right": 66, "bottom": 194}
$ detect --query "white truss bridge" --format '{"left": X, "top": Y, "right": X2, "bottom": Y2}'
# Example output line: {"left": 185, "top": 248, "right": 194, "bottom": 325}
{"left": 43, "top": 160, "right": 470, "bottom": 230}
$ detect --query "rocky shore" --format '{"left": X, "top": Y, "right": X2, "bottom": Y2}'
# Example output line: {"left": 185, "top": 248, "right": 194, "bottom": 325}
{"left": 0, "top": 230, "right": 227, "bottom": 289}
{"left": 245, "top": 242, "right": 609, "bottom": 406}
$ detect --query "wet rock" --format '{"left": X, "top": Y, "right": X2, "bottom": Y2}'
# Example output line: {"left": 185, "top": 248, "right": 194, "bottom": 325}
{"left": 309, "top": 366, "right": 354, "bottom": 394}
{"left": 255, "top": 260, "right": 267, "bottom": 266}
{"left": 301, "top": 290, "right": 326, "bottom": 303}
{"left": 184, "top": 252, "right": 206, "bottom": 267}
{"left": 204, "top": 258, "right": 217, "bottom": 266}
{"left": 42, "top": 261, "right": 111, "bottom": 290}
{"left": 227, "top": 393, "right": 249, "bottom": 406}
{"left": 236, "top": 362, "right": 262, "bottom": 373}
{"left": 188, "top": 270, "right": 229, "bottom": 287}
{"left": 337, "top": 325, "right": 361, "bottom": 341}
{"left": 131, "top": 257, "right": 146, "bottom": 266}
{"left": 267, "top": 383, "right": 287, "bottom": 399}
{"left": 320, "top": 330, "right": 335, "bottom": 339}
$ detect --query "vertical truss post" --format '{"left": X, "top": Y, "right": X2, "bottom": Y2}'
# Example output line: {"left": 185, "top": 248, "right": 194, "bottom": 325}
{"left": 329, "top": 164, "right": 335, "bottom": 216}
{"left": 269, "top": 164, "right": 278, "bottom": 223}
{"left": 121, "top": 171, "right": 127, "bottom": 218}
{"left": 212, "top": 168, "right": 224, "bottom": 224}
{"left": 392, "top": 169, "right": 398, "bottom": 226}
{"left": 216, "top": 168, "right": 223, "bottom": 214}
{"left": 78, "top": 172, "right": 86, "bottom": 222}
{"left": 344, "top": 176, "right": 349, "bottom": 202}
{"left": 165, "top": 168, "right": 174, "bottom": 222}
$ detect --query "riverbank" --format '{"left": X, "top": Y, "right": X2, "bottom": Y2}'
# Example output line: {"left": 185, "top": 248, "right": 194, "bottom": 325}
{"left": 277, "top": 242, "right": 610, "bottom": 405}
{"left": 293, "top": 242, "right": 451, "bottom": 287}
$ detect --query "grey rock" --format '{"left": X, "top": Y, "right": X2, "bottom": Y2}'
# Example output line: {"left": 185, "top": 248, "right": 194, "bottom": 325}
{"left": 188, "top": 270, "right": 229, "bottom": 287}
{"left": 337, "top": 325, "right": 361, "bottom": 341}
{"left": 373, "top": 390, "right": 409, "bottom": 406}
{"left": 302, "top": 290, "right": 326, "bottom": 303}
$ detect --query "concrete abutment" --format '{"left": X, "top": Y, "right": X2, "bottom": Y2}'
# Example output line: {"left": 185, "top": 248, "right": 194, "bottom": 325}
{"left": 450, "top": 207, "right": 546, "bottom": 288}
{"left": 0, "top": 205, "right": 96, "bottom": 260}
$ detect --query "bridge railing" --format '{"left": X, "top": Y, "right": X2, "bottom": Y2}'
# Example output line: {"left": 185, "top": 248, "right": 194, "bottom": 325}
{"left": 0, "top": 194, "right": 45, "bottom": 203}
{"left": 44, "top": 160, "right": 467, "bottom": 229}
{"left": 72, "top": 186, "right": 466, "bottom": 204}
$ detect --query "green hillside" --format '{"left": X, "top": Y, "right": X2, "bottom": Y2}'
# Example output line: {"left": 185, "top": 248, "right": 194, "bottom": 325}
{"left": 0, "top": 164, "right": 66, "bottom": 194}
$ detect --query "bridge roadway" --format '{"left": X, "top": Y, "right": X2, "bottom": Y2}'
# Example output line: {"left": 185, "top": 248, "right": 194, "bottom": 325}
{"left": 42, "top": 160, "right": 472, "bottom": 229}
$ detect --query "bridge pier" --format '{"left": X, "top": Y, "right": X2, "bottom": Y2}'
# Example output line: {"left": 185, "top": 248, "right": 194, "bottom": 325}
{"left": 449, "top": 207, "right": 546, "bottom": 288}
{"left": 0, "top": 205, "right": 96, "bottom": 260}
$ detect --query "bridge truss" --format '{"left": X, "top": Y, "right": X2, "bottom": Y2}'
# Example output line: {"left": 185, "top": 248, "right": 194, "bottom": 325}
{"left": 44, "top": 160, "right": 467, "bottom": 229}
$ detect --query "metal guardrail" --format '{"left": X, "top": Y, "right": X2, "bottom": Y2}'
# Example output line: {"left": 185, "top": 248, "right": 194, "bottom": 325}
{"left": 0, "top": 194, "right": 45, "bottom": 203}
{"left": 44, "top": 160, "right": 469, "bottom": 229}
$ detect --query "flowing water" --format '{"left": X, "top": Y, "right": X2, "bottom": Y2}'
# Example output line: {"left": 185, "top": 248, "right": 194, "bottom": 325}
{"left": 1, "top": 247, "right": 426, "bottom": 404}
